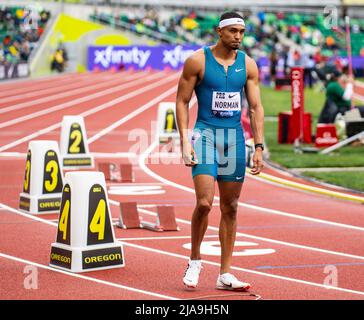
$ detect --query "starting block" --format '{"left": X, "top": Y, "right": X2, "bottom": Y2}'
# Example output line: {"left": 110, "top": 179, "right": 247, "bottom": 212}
{"left": 118, "top": 202, "right": 142, "bottom": 229}
{"left": 117, "top": 203, "right": 179, "bottom": 232}
{"left": 98, "top": 163, "right": 134, "bottom": 182}
{"left": 120, "top": 163, "right": 134, "bottom": 182}
{"left": 141, "top": 205, "right": 180, "bottom": 232}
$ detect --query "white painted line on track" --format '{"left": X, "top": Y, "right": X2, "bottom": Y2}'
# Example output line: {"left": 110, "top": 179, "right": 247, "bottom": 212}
{"left": 0, "top": 72, "right": 162, "bottom": 128}
{"left": 2, "top": 202, "right": 364, "bottom": 297}
{"left": 135, "top": 207, "right": 364, "bottom": 261}
{"left": 0, "top": 252, "right": 178, "bottom": 300}
{"left": 139, "top": 140, "right": 364, "bottom": 233}
{"left": 0, "top": 72, "right": 178, "bottom": 152}
{"left": 119, "top": 242, "right": 364, "bottom": 297}
{"left": 0, "top": 72, "right": 124, "bottom": 106}
{"left": 88, "top": 85, "right": 178, "bottom": 144}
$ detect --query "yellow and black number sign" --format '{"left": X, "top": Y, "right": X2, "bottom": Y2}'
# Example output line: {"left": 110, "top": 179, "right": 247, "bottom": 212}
{"left": 22, "top": 150, "right": 31, "bottom": 193}
{"left": 68, "top": 123, "right": 86, "bottom": 154}
{"left": 164, "top": 108, "right": 177, "bottom": 133}
{"left": 87, "top": 184, "right": 113, "bottom": 245}
{"left": 56, "top": 184, "right": 71, "bottom": 245}
{"left": 43, "top": 150, "right": 63, "bottom": 194}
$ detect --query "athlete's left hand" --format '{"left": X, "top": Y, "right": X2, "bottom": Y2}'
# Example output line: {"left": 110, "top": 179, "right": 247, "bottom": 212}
{"left": 250, "top": 149, "right": 264, "bottom": 175}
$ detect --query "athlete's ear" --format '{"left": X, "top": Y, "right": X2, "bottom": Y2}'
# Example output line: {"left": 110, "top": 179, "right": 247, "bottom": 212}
{"left": 217, "top": 27, "right": 223, "bottom": 38}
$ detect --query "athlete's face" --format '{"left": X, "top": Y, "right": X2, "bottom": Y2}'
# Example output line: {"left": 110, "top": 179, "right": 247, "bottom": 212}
{"left": 218, "top": 25, "right": 245, "bottom": 50}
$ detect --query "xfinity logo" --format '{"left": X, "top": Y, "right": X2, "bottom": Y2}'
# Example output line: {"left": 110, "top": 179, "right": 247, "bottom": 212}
{"left": 94, "top": 46, "right": 151, "bottom": 68}
{"left": 162, "top": 45, "right": 195, "bottom": 68}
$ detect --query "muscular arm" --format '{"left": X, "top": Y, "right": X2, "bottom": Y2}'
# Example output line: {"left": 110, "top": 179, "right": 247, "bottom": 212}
{"left": 245, "top": 56, "right": 265, "bottom": 145}
{"left": 245, "top": 56, "right": 265, "bottom": 174}
{"left": 176, "top": 55, "right": 200, "bottom": 142}
{"left": 176, "top": 54, "right": 201, "bottom": 165}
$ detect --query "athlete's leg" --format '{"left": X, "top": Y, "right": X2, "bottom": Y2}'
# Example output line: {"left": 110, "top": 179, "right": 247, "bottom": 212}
{"left": 217, "top": 180, "right": 242, "bottom": 274}
{"left": 190, "top": 174, "right": 215, "bottom": 260}
{"left": 216, "top": 126, "right": 245, "bottom": 273}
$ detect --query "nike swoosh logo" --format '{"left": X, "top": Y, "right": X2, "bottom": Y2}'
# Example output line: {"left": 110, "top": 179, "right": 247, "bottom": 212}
{"left": 228, "top": 94, "right": 238, "bottom": 98}
{"left": 235, "top": 68, "right": 244, "bottom": 72}
{"left": 236, "top": 176, "right": 243, "bottom": 180}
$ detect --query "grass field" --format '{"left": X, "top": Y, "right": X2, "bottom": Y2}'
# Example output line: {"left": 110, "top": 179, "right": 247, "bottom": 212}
{"left": 260, "top": 85, "right": 325, "bottom": 117}
{"left": 260, "top": 85, "right": 364, "bottom": 192}
{"left": 303, "top": 172, "right": 364, "bottom": 192}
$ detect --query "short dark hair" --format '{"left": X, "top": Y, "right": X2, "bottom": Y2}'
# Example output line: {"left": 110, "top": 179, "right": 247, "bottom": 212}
{"left": 220, "top": 11, "right": 244, "bottom": 22}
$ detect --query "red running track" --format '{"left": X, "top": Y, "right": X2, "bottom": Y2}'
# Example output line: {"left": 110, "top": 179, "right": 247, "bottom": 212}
{"left": 1, "top": 71, "right": 364, "bottom": 300}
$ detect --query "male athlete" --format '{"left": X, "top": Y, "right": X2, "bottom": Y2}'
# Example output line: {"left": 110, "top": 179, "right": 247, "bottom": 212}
{"left": 176, "top": 12, "right": 264, "bottom": 291}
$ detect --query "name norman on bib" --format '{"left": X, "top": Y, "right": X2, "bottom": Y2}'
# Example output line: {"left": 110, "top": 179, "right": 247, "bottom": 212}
{"left": 212, "top": 91, "right": 241, "bottom": 117}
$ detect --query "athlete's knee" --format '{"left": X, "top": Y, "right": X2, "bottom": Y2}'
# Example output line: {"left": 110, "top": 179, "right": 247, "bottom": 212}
{"left": 195, "top": 199, "right": 213, "bottom": 217}
{"left": 220, "top": 200, "right": 238, "bottom": 219}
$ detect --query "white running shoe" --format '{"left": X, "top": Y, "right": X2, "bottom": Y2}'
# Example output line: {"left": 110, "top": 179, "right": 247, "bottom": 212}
{"left": 216, "top": 273, "right": 251, "bottom": 291}
{"left": 183, "top": 260, "right": 202, "bottom": 288}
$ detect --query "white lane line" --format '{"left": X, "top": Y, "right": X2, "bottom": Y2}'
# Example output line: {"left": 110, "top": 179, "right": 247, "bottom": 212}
{"left": 88, "top": 85, "right": 178, "bottom": 144}
{"left": 0, "top": 152, "right": 136, "bottom": 158}
{"left": 0, "top": 203, "right": 57, "bottom": 227}
{"left": 3, "top": 79, "right": 362, "bottom": 297}
{"left": 2, "top": 202, "right": 364, "bottom": 297}
{"left": 117, "top": 235, "right": 219, "bottom": 241}
{"left": 136, "top": 207, "right": 364, "bottom": 261}
{"left": 119, "top": 241, "right": 364, "bottom": 297}
{"left": 0, "top": 72, "right": 123, "bottom": 106}
{"left": 0, "top": 252, "right": 178, "bottom": 300}
{"left": 0, "top": 72, "right": 178, "bottom": 152}
{"left": 139, "top": 140, "right": 364, "bottom": 233}
{"left": 92, "top": 152, "right": 137, "bottom": 158}
{"left": 0, "top": 72, "right": 137, "bottom": 114}
{"left": 0, "top": 152, "right": 26, "bottom": 157}
{"left": 0, "top": 72, "right": 162, "bottom": 128}
{"left": 0, "top": 72, "right": 93, "bottom": 98}
{"left": 4, "top": 79, "right": 362, "bottom": 258}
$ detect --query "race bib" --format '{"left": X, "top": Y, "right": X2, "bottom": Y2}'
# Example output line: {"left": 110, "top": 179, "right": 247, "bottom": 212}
{"left": 212, "top": 91, "right": 241, "bottom": 118}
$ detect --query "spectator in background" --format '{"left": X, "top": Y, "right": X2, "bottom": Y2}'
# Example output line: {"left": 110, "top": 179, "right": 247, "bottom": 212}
{"left": 0, "top": 7, "right": 50, "bottom": 66}
{"left": 0, "top": 43, "right": 4, "bottom": 64}
{"left": 282, "top": 46, "right": 289, "bottom": 76}
{"left": 51, "top": 45, "right": 68, "bottom": 73}
{"left": 313, "top": 48, "right": 323, "bottom": 64}
{"left": 269, "top": 49, "right": 278, "bottom": 86}
{"left": 332, "top": 49, "right": 343, "bottom": 73}
{"left": 303, "top": 53, "right": 315, "bottom": 88}
{"left": 318, "top": 70, "right": 353, "bottom": 123}
{"left": 325, "top": 35, "right": 337, "bottom": 50}
{"left": 293, "top": 49, "right": 302, "bottom": 65}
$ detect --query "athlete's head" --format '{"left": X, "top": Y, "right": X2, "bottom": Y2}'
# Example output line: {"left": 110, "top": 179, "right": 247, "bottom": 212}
{"left": 217, "top": 12, "right": 245, "bottom": 50}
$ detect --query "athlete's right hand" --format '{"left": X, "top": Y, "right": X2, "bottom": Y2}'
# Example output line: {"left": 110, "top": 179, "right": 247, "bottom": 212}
{"left": 181, "top": 141, "right": 198, "bottom": 167}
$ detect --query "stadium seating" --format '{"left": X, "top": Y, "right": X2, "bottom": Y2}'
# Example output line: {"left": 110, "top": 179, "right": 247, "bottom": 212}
{"left": 0, "top": 6, "right": 51, "bottom": 65}
{"left": 90, "top": 8, "right": 364, "bottom": 60}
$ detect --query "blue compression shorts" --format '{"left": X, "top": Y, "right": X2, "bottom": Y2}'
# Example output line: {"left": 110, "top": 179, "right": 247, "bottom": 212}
{"left": 191, "top": 123, "right": 246, "bottom": 183}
